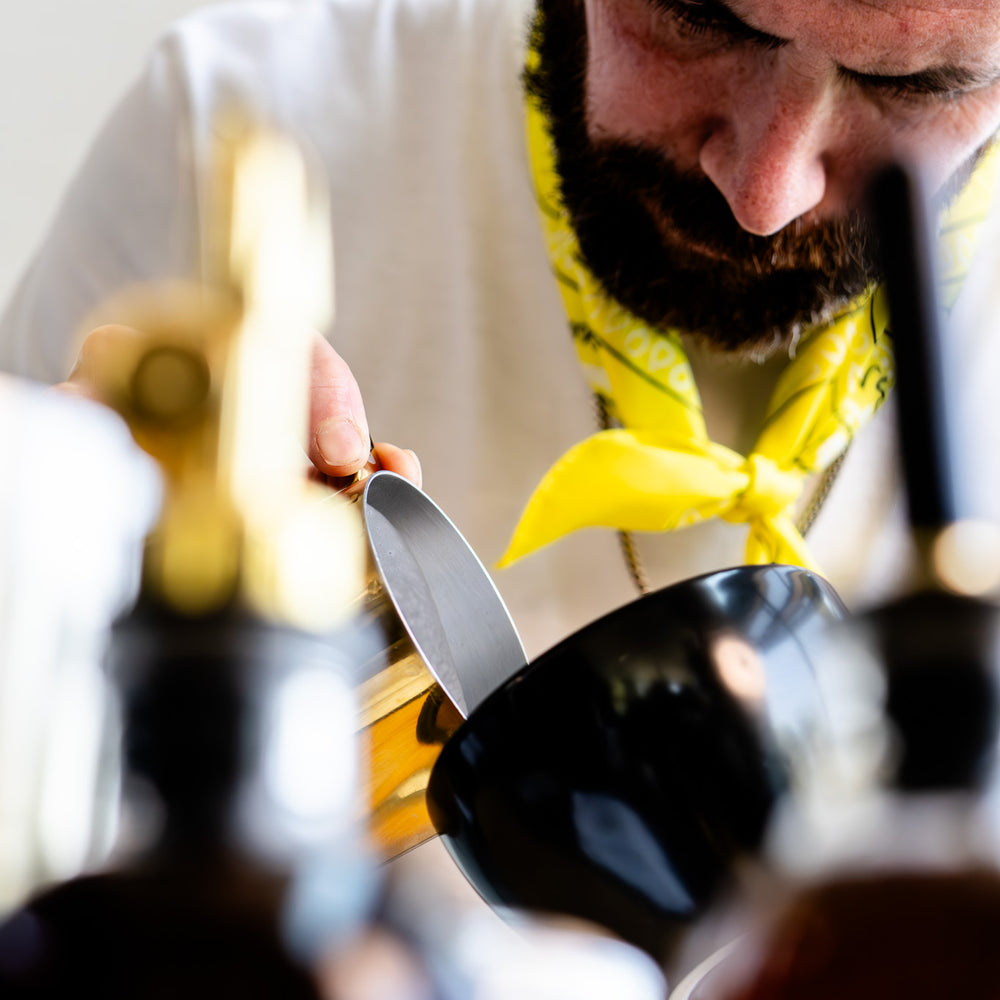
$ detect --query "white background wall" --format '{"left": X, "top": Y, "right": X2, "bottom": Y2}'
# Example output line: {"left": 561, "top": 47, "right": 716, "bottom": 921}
{"left": 0, "top": 1, "right": 228, "bottom": 308}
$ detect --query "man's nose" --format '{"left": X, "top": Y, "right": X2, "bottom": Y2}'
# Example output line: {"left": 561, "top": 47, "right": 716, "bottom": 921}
{"left": 698, "top": 70, "right": 832, "bottom": 236}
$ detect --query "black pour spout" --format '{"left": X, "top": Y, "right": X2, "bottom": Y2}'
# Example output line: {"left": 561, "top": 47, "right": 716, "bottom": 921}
{"left": 862, "top": 162, "right": 999, "bottom": 792}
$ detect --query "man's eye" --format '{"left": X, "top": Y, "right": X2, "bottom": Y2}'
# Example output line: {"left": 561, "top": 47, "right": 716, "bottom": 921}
{"left": 841, "top": 70, "right": 975, "bottom": 108}
{"left": 648, "top": 0, "right": 784, "bottom": 50}
{"left": 874, "top": 83, "right": 957, "bottom": 106}
{"left": 650, "top": 0, "right": 721, "bottom": 36}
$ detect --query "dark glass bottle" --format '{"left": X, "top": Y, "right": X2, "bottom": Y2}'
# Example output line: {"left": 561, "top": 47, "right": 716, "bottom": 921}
{"left": 0, "top": 600, "right": 374, "bottom": 998}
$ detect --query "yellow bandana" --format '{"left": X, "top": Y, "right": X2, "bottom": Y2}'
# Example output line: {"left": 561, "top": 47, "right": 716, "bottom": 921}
{"left": 500, "top": 82, "right": 998, "bottom": 572}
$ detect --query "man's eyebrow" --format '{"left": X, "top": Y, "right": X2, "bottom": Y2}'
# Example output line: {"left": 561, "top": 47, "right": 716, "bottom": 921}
{"left": 838, "top": 64, "right": 1000, "bottom": 98}
{"left": 705, "top": 0, "right": 1000, "bottom": 98}
{"left": 654, "top": 0, "right": 787, "bottom": 48}
{"left": 696, "top": 0, "right": 786, "bottom": 47}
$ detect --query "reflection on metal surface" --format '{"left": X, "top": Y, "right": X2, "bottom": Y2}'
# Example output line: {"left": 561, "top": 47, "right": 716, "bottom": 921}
{"left": 353, "top": 632, "right": 460, "bottom": 859}
{"left": 359, "top": 669, "right": 462, "bottom": 858}
{"left": 711, "top": 634, "right": 766, "bottom": 703}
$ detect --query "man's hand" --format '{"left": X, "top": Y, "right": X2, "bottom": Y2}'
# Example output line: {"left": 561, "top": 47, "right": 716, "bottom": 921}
{"left": 56, "top": 325, "right": 422, "bottom": 488}
{"left": 309, "top": 335, "right": 421, "bottom": 487}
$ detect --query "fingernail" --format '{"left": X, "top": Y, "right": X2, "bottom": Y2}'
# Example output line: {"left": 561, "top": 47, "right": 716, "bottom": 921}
{"left": 406, "top": 449, "right": 423, "bottom": 487}
{"left": 317, "top": 418, "right": 367, "bottom": 468}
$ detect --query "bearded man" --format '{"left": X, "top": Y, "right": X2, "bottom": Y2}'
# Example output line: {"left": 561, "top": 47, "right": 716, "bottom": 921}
{"left": 3, "top": 0, "right": 1000, "bottom": 657}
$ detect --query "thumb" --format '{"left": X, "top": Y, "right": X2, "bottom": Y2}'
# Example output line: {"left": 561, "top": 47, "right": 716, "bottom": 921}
{"left": 308, "top": 334, "right": 372, "bottom": 477}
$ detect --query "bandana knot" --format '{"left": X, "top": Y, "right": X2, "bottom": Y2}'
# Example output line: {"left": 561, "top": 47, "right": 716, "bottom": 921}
{"left": 727, "top": 455, "right": 803, "bottom": 523}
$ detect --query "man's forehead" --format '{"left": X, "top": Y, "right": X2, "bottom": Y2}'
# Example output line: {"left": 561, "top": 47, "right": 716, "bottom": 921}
{"left": 858, "top": 0, "right": 1000, "bottom": 10}
{"left": 827, "top": 0, "right": 999, "bottom": 15}
{"left": 734, "top": 0, "right": 1000, "bottom": 71}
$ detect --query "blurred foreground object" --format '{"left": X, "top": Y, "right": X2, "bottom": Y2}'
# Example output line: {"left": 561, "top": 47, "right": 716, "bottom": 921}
{"left": 0, "top": 377, "right": 157, "bottom": 913}
{"left": 318, "top": 853, "right": 669, "bottom": 1000}
{"left": 75, "top": 117, "right": 359, "bottom": 631}
{"left": 675, "top": 163, "right": 1000, "bottom": 1000}
{"left": 0, "top": 119, "right": 370, "bottom": 996}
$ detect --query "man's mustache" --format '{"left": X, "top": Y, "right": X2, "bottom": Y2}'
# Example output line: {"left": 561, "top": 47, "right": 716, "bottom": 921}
{"left": 586, "top": 139, "right": 879, "bottom": 281}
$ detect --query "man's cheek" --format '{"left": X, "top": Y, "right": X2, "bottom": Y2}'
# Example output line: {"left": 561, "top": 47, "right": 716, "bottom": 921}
{"left": 586, "top": 68, "right": 658, "bottom": 141}
{"left": 584, "top": 35, "right": 730, "bottom": 166}
{"left": 583, "top": 0, "right": 678, "bottom": 139}
{"left": 880, "top": 94, "right": 1000, "bottom": 194}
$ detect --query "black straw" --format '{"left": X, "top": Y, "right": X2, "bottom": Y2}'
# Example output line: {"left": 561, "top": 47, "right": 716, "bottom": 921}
{"left": 869, "top": 162, "right": 958, "bottom": 532}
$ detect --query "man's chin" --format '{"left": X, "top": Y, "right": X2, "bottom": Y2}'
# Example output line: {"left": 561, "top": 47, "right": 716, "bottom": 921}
{"left": 614, "top": 245, "right": 868, "bottom": 359}
{"left": 674, "top": 294, "right": 858, "bottom": 360}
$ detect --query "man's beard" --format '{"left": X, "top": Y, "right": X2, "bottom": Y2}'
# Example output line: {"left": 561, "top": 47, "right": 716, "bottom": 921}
{"left": 524, "top": 0, "right": 881, "bottom": 357}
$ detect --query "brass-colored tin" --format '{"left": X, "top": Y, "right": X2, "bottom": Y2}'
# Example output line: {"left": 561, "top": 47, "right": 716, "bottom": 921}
{"left": 340, "top": 471, "right": 526, "bottom": 861}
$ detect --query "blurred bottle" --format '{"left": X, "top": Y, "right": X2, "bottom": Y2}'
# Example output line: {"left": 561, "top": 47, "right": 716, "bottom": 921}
{"left": 0, "top": 120, "right": 376, "bottom": 996}
{"left": 0, "top": 601, "right": 377, "bottom": 997}
{"left": 0, "top": 376, "right": 158, "bottom": 914}
{"left": 669, "top": 161, "right": 1000, "bottom": 1000}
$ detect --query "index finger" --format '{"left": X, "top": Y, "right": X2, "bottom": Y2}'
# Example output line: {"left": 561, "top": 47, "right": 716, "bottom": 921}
{"left": 308, "top": 334, "right": 372, "bottom": 477}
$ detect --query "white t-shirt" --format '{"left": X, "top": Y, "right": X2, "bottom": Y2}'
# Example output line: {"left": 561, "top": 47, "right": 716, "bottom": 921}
{"left": 2, "top": 0, "right": 997, "bottom": 660}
